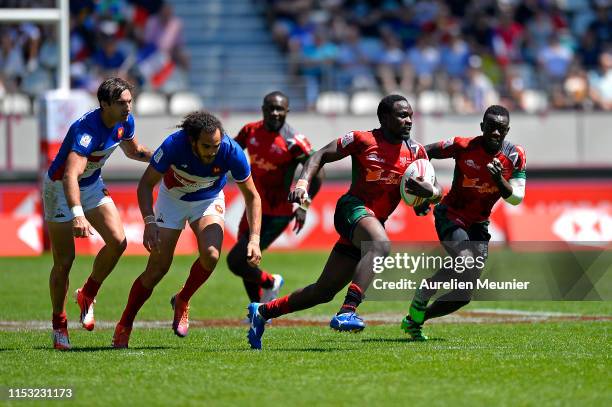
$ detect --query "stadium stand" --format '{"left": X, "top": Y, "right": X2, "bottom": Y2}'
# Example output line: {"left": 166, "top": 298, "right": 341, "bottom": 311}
{"left": 1, "top": 0, "right": 611, "bottom": 113}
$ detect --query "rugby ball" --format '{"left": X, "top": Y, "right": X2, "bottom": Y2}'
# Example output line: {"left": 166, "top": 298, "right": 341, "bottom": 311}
{"left": 400, "top": 159, "right": 436, "bottom": 206}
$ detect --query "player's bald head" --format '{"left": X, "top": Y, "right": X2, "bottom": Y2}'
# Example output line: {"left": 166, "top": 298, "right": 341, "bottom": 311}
{"left": 483, "top": 105, "right": 510, "bottom": 125}
{"left": 263, "top": 91, "right": 288, "bottom": 107}
{"left": 377, "top": 94, "right": 409, "bottom": 123}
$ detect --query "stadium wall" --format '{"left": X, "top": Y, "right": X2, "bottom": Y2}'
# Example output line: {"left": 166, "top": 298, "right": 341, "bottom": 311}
{"left": 0, "top": 112, "right": 611, "bottom": 176}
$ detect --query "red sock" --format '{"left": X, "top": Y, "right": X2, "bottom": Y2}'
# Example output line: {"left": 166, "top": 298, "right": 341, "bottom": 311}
{"left": 339, "top": 283, "right": 363, "bottom": 314}
{"left": 259, "top": 295, "right": 291, "bottom": 320}
{"left": 178, "top": 259, "right": 213, "bottom": 302}
{"left": 119, "top": 278, "right": 153, "bottom": 328}
{"left": 259, "top": 271, "right": 275, "bottom": 289}
{"left": 82, "top": 276, "right": 101, "bottom": 299}
{"left": 52, "top": 311, "right": 67, "bottom": 330}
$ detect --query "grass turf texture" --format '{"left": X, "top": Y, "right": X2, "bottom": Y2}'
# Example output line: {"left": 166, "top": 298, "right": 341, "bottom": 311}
{"left": 0, "top": 252, "right": 610, "bottom": 406}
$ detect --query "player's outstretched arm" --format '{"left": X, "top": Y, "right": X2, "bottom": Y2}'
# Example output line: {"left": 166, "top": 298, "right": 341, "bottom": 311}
{"left": 237, "top": 176, "right": 262, "bottom": 267}
{"left": 63, "top": 151, "right": 95, "bottom": 238}
{"left": 138, "top": 165, "right": 163, "bottom": 252}
{"left": 424, "top": 142, "right": 447, "bottom": 160}
{"left": 289, "top": 140, "right": 346, "bottom": 204}
{"left": 120, "top": 137, "right": 153, "bottom": 162}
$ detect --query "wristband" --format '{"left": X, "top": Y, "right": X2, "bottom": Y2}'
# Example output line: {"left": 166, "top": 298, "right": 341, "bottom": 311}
{"left": 249, "top": 234, "right": 260, "bottom": 245}
{"left": 143, "top": 215, "right": 156, "bottom": 225}
{"left": 71, "top": 205, "right": 84, "bottom": 217}
{"left": 295, "top": 179, "right": 309, "bottom": 192}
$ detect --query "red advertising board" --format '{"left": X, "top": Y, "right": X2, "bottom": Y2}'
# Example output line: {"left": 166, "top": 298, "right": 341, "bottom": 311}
{"left": 0, "top": 181, "right": 610, "bottom": 256}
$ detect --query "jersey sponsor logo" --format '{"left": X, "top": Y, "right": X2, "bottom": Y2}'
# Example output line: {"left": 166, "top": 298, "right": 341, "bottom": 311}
{"left": 465, "top": 159, "right": 480, "bottom": 170}
{"left": 117, "top": 127, "right": 124, "bottom": 139}
{"left": 79, "top": 134, "right": 92, "bottom": 148}
{"left": 341, "top": 132, "right": 354, "bottom": 148}
{"left": 462, "top": 175, "right": 499, "bottom": 194}
{"left": 365, "top": 168, "right": 402, "bottom": 185}
{"left": 250, "top": 154, "right": 278, "bottom": 171}
{"left": 153, "top": 148, "right": 163, "bottom": 163}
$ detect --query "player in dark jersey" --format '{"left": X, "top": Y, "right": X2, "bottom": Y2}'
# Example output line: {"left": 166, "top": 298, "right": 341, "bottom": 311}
{"left": 227, "top": 91, "right": 323, "bottom": 305}
{"left": 245, "top": 94, "right": 442, "bottom": 349}
{"left": 402, "top": 105, "right": 527, "bottom": 341}
{"left": 112, "top": 111, "right": 262, "bottom": 348}
{"left": 42, "top": 78, "right": 152, "bottom": 350}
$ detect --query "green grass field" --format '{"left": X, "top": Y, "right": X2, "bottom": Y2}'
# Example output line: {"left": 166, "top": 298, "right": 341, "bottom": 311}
{"left": 0, "top": 252, "right": 610, "bottom": 406}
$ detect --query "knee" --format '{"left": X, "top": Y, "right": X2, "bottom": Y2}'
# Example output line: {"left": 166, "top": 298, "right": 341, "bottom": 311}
{"left": 199, "top": 246, "right": 220, "bottom": 271}
{"left": 226, "top": 246, "right": 244, "bottom": 273}
{"left": 107, "top": 237, "right": 128, "bottom": 255}
{"left": 52, "top": 255, "right": 75, "bottom": 275}
{"left": 314, "top": 284, "right": 337, "bottom": 304}
{"left": 367, "top": 240, "right": 391, "bottom": 258}
{"left": 146, "top": 256, "right": 172, "bottom": 280}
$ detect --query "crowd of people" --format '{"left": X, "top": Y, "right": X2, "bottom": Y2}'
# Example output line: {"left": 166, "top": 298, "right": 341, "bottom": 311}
{"left": 261, "top": 0, "right": 612, "bottom": 112}
{"left": 0, "top": 0, "right": 189, "bottom": 99}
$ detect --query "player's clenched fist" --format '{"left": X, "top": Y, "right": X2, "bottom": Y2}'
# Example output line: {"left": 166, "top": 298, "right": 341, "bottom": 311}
{"left": 486, "top": 157, "right": 503, "bottom": 179}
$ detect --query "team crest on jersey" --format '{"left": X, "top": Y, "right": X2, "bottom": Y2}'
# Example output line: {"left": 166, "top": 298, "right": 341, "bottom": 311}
{"left": 341, "top": 132, "right": 354, "bottom": 148}
{"left": 117, "top": 127, "right": 124, "bottom": 139}
{"left": 153, "top": 149, "right": 163, "bottom": 163}
{"left": 465, "top": 159, "right": 480, "bottom": 170}
{"left": 215, "top": 204, "right": 224, "bottom": 214}
{"left": 79, "top": 134, "right": 92, "bottom": 148}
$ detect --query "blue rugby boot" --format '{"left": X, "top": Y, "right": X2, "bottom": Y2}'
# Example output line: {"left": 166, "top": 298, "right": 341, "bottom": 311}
{"left": 329, "top": 312, "right": 365, "bottom": 332}
{"left": 247, "top": 303, "right": 266, "bottom": 350}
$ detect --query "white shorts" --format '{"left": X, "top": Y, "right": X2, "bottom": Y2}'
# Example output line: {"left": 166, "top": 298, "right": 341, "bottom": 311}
{"left": 154, "top": 188, "right": 225, "bottom": 230}
{"left": 42, "top": 175, "right": 114, "bottom": 222}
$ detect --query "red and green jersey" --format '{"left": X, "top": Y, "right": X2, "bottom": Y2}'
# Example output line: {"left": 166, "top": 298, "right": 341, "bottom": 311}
{"left": 235, "top": 120, "right": 312, "bottom": 216}
{"left": 438, "top": 135, "right": 527, "bottom": 226}
{"left": 336, "top": 129, "right": 428, "bottom": 222}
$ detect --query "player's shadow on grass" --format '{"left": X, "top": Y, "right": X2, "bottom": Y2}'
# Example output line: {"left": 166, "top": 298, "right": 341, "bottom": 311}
{"left": 361, "top": 338, "right": 446, "bottom": 343}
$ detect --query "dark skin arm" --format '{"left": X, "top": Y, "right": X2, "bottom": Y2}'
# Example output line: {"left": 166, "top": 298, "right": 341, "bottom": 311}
{"left": 486, "top": 157, "right": 513, "bottom": 199}
{"left": 292, "top": 166, "right": 325, "bottom": 233}
{"left": 288, "top": 140, "right": 345, "bottom": 204}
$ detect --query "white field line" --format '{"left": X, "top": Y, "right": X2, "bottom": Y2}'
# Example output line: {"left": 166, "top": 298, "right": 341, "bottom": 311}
{"left": 0, "top": 309, "right": 609, "bottom": 331}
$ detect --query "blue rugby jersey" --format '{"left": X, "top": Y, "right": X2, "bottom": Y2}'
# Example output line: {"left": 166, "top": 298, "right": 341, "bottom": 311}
{"left": 151, "top": 130, "right": 251, "bottom": 201}
{"left": 47, "top": 108, "right": 135, "bottom": 187}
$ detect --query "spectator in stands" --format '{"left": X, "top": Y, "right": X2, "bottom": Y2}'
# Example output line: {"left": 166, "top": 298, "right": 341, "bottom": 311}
{"left": 335, "top": 23, "right": 378, "bottom": 92}
{"left": 376, "top": 27, "right": 410, "bottom": 94}
{"left": 464, "top": 55, "right": 500, "bottom": 113}
{"left": 589, "top": 49, "right": 612, "bottom": 110}
{"left": 144, "top": 3, "right": 189, "bottom": 69}
{"left": 405, "top": 35, "right": 441, "bottom": 93}
{"left": 537, "top": 33, "right": 574, "bottom": 85}
{"left": 299, "top": 27, "right": 338, "bottom": 110}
